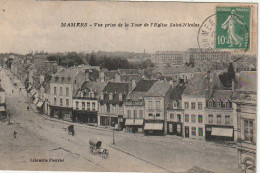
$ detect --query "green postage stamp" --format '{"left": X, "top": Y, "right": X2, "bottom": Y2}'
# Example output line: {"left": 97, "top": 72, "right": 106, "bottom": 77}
{"left": 216, "top": 7, "right": 250, "bottom": 50}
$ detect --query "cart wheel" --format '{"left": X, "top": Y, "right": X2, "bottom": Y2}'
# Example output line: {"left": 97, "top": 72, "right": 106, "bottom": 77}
{"left": 102, "top": 149, "right": 109, "bottom": 159}
{"left": 89, "top": 145, "right": 94, "bottom": 154}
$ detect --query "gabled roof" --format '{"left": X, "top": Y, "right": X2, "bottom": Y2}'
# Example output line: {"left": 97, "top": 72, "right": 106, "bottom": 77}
{"left": 50, "top": 68, "right": 83, "bottom": 84}
{"left": 104, "top": 70, "right": 119, "bottom": 79}
{"left": 210, "top": 90, "right": 233, "bottom": 102}
{"left": 158, "top": 65, "right": 201, "bottom": 75}
{"left": 237, "top": 71, "right": 256, "bottom": 92}
{"left": 170, "top": 85, "right": 186, "bottom": 100}
{"left": 74, "top": 81, "right": 106, "bottom": 98}
{"left": 120, "top": 74, "right": 141, "bottom": 82}
{"left": 128, "top": 79, "right": 157, "bottom": 100}
{"left": 103, "top": 82, "right": 129, "bottom": 94}
{"left": 182, "top": 72, "right": 223, "bottom": 98}
{"left": 118, "top": 69, "right": 140, "bottom": 75}
{"left": 145, "top": 82, "right": 172, "bottom": 97}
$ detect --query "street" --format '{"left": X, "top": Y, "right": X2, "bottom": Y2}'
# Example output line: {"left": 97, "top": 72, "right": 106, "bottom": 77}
{"left": 0, "top": 68, "right": 240, "bottom": 173}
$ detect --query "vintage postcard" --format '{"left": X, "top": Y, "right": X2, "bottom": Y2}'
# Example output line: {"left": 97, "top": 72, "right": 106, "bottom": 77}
{"left": 0, "top": 1, "right": 257, "bottom": 173}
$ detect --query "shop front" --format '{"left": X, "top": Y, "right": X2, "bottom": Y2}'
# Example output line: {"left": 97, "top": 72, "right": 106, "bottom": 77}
{"left": 73, "top": 109, "right": 98, "bottom": 125}
{"left": 144, "top": 121, "right": 164, "bottom": 136}
{"left": 125, "top": 119, "right": 144, "bottom": 133}
{"left": 50, "top": 105, "right": 73, "bottom": 120}
{"left": 36, "top": 101, "right": 44, "bottom": 112}
{"left": 205, "top": 125, "right": 234, "bottom": 141}
{"left": 167, "top": 122, "right": 182, "bottom": 136}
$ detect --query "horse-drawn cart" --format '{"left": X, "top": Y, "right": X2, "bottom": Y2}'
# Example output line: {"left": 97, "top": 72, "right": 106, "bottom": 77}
{"left": 89, "top": 138, "right": 109, "bottom": 159}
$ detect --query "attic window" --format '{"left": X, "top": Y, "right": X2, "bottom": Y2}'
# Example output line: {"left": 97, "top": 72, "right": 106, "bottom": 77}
{"left": 55, "top": 77, "right": 59, "bottom": 82}
{"left": 208, "top": 100, "right": 213, "bottom": 108}
{"left": 89, "top": 92, "right": 93, "bottom": 98}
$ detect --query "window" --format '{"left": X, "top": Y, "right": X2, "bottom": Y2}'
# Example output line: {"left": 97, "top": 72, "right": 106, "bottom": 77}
{"left": 66, "top": 99, "right": 69, "bottom": 106}
{"left": 225, "top": 115, "right": 230, "bottom": 125}
{"left": 148, "top": 101, "right": 153, "bottom": 109}
{"left": 149, "top": 113, "right": 153, "bottom": 117}
{"left": 191, "top": 115, "right": 196, "bottom": 123}
{"left": 127, "top": 110, "right": 131, "bottom": 118}
{"left": 87, "top": 102, "right": 90, "bottom": 110}
{"left": 54, "top": 97, "right": 57, "bottom": 105}
{"left": 184, "top": 102, "right": 189, "bottom": 109}
{"left": 173, "top": 102, "right": 177, "bottom": 108}
{"left": 208, "top": 100, "right": 213, "bottom": 108}
{"left": 54, "top": 87, "right": 56, "bottom": 95}
{"left": 134, "top": 110, "right": 137, "bottom": 119}
{"left": 192, "top": 127, "right": 196, "bottom": 136}
{"left": 217, "top": 115, "right": 221, "bottom": 125}
{"left": 198, "top": 128, "right": 203, "bottom": 136}
{"left": 107, "top": 104, "right": 110, "bottom": 113}
{"left": 89, "top": 92, "right": 93, "bottom": 98}
{"left": 185, "top": 114, "right": 189, "bottom": 122}
{"left": 76, "top": 101, "right": 79, "bottom": 109}
{"left": 92, "top": 102, "right": 96, "bottom": 110}
{"left": 139, "top": 110, "right": 143, "bottom": 118}
{"left": 191, "top": 102, "right": 196, "bottom": 109}
{"left": 244, "top": 119, "right": 254, "bottom": 142}
{"left": 82, "top": 102, "right": 85, "bottom": 110}
{"left": 198, "top": 102, "right": 202, "bottom": 110}
{"left": 109, "top": 93, "right": 113, "bottom": 100}
{"left": 177, "top": 114, "right": 181, "bottom": 122}
{"left": 156, "top": 101, "right": 160, "bottom": 110}
{"left": 156, "top": 113, "right": 160, "bottom": 117}
{"left": 66, "top": 87, "right": 69, "bottom": 96}
{"left": 170, "top": 114, "right": 174, "bottom": 120}
{"left": 198, "top": 115, "right": 203, "bottom": 123}
{"left": 208, "top": 114, "right": 213, "bottom": 123}
{"left": 60, "top": 98, "right": 63, "bottom": 106}
{"left": 60, "top": 87, "right": 63, "bottom": 96}
{"left": 217, "top": 102, "right": 221, "bottom": 108}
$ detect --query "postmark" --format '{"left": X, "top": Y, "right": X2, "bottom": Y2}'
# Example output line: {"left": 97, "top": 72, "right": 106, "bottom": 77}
{"left": 197, "top": 6, "right": 251, "bottom": 53}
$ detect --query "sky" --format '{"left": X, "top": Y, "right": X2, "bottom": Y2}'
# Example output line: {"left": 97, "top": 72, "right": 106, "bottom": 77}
{"left": 0, "top": 1, "right": 257, "bottom": 54}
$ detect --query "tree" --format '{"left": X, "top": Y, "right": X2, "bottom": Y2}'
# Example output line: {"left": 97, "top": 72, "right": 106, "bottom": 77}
{"left": 219, "top": 62, "right": 235, "bottom": 88}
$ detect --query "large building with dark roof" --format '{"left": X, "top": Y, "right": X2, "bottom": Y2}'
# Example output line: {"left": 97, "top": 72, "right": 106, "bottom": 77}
{"left": 124, "top": 79, "right": 157, "bottom": 133}
{"left": 144, "top": 81, "right": 172, "bottom": 135}
{"left": 98, "top": 82, "right": 129, "bottom": 128}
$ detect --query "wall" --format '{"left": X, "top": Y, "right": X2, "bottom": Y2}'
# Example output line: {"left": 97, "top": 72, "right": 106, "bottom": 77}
{"left": 49, "top": 83, "right": 73, "bottom": 108}
{"left": 73, "top": 98, "right": 98, "bottom": 111}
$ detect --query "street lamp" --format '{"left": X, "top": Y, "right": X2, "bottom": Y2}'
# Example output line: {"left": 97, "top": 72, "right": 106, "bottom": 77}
{"left": 112, "top": 121, "right": 115, "bottom": 144}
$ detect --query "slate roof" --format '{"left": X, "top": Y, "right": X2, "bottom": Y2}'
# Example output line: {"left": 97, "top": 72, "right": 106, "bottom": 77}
{"left": 127, "top": 79, "right": 157, "bottom": 100}
{"left": 145, "top": 82, "right": 172, "bottom": 97}
{"left": 170, "top": 85, "right": 186, "bottom": 100}
{"left": 50, "top": 68, "right": 83, "bottom": 84}
{"left": 237, "top": 71, "right": 256, "bottom": 92}
{"left": 210, "top": 90, "right": 233, "bottom": 101}
{"left": 104, "top": 70, "right": 119, "bottom": 79}
{"left": 120, "top": 74, "right": 141, "bottom": 82}
{"left": 182, "top": 72, "right": 223, "bottom": 98}
{"left": 159, "top": 65, "right": 201, "bottom": 75}
{"left": 100, "top": 82, "right": 129, "bottom": 104}
{"left": 118, "top": 69, "right": 140, "bottom": 75}
{"left": 74, "top": 81, "right": 106, "bottom": 98}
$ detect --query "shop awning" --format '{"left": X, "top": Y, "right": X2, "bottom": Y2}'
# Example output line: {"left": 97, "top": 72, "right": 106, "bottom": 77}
{"left": 125, "top": 119, "right": 134, "bottom": 125}
{"left": 30, "top": 89, "right": 36, "bottom": 95}
{"left": 36, "top": 101, "right": 44, "bottom": 108}
{"left": 211, "top": 127, "right": 233, "bottom": 137}
{"left": 144, "top": 123, "right": 163, "bottom": 130}
{"left": 0, "top": 106, "right": 5, "bottom": 112}
{"left": 27, "top": 85, "right": 32, "bottom": 90}
{"left": 125, "top": 119, "right": 144, "bottom": 126}
{"left": 33, "top": 98, "right": 39, "bottom": 104}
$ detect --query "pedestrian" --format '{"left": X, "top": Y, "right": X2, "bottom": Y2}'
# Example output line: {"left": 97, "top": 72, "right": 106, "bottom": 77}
{"left": 27, "top": 106, "right": 30, "bottom": 111}
{"left": 13, "top": 131, "right": 17, "bottom": 139}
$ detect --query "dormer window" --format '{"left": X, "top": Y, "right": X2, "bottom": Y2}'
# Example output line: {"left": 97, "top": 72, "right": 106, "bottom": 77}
{"left": 100, "top": 94, "right": 104, "bottom": 100}
{"left": 208, "top": 100, "right": 213, "bottom": 108}
{"left": 217, "top": 101, "right": 221, "bottom": 108}
{"left": 109, "top": 93, "right": 113, "bottom": 100}
{"left": 173, "top": 101, "right": 178, "bottom": 108}
{"left": 119, "top": 93, "right": 122, "bottom": 101}
{"left": 89, "top": 92, "right": 93, "bottom": 98}
{"left": 55, "top": 77, "right": 59, "bottom": 82}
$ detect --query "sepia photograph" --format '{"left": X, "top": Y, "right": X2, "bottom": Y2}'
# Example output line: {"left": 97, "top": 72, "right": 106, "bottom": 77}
{"left": 0, "top": 1, "right": 258, "bottom": 173}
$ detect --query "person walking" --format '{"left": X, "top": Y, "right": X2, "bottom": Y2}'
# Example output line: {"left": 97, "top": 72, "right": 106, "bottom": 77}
{"left": 13, "top": 131, "right": 17, "bottom": 139}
